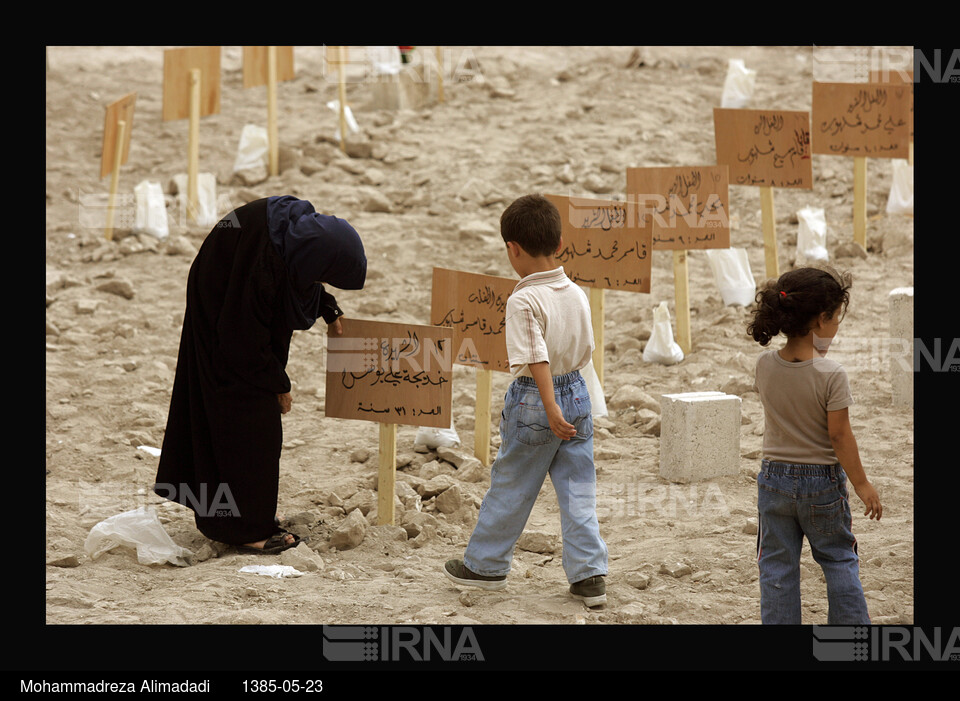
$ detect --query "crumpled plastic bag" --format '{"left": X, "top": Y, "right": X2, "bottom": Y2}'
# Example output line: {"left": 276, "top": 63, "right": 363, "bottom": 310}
{"left": 172, "top": 172, "right": 218, "bottom": 228}
{"left": 706, "top": 248, "right": 758, "bottom": 307}
{"left": 366, "top": 46, "right": 402, "bottom": 76}
{"left": 643, "top": 301, "right": 684, "bottom": 366}
{"left": 580, "top": 358, "right": 608, "bottom": 418}
{"left": 133, "top": 180, "right": 169, "bottom": 240}
{"left": 327, "top": 100, "right": 360, "bottom": 142}
{"left": 886, "top": 159, "right": 913, "bottom": 215}
{"left": 796, "top": 206, "right": 830, "bottom": 263}
{"left": 414, "top": 422, "right": 461, "bottom": 450}
{"left": 233, "top": 124, "right": 269, "bottom": 173}
{"left": 239, "top": 565, "right": 303, "bottom": 579}
{"left": 721, "top": 59, "right": 757, "bottom": 108}
{"left": 84, "top": 508, "right": 193, "bottom": 567}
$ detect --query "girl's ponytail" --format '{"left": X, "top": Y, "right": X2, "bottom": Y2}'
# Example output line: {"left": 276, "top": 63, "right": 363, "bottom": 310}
{"left": 747, "top": 265, "right": 851, "bottom": 346}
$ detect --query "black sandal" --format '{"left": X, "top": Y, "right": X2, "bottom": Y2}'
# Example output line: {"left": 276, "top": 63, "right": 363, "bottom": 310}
{"left": 236, "top": 530, "right": 305, "bottom": 555}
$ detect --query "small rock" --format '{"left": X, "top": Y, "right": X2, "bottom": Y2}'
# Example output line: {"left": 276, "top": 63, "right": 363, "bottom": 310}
{"left": 350, "top": 448, "right": 371, "bottom": 463}
{"left": 625, "top": 571, "right": 650, "bottom": 590}
{"left": 417, "top": 474, "right": 456, "bottom": 498}
{"left": 329, "top": 509, "right": 367, "bottom": 550}
{"left": 360, "top": 187, "right": 392, "bottom": 213}
{"left": 343, "top": 488, "right": 377, "bottom": 516}
{"left": 46, "top": 555, "right": 81, "bottom": 568}
{"left": 435, "top": 483, "right": 463, "bottom": 514}
{"left": 280, "top": 542, "right": 325, "bottom": 572}
{"left": 833, "top": 241, "right": 868, "bottom": 260}
{"left": 742, "top": 518, "right": 759, "bottom": 535}
{"left": 95, "top": 278, "right": 135, "bottom": 300}
{"left": 517, "top": 530, "right": 557, "bottom": 554}
{"left": 608, "top": 385, "right": 659, "bottom": 412}
{"left": 659, "top": 562, "right": 693, "bottom": 578}
{"left": 456, "top": 458, "right": 486, "bottom": 483}
{"left": 458, "top": 591, "right": 476, "bottom": 607}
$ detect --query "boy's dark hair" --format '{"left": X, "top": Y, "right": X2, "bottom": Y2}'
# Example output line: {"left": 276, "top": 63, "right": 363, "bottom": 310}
{"left": 500, "top": 194, "right": 562, "bottom": 257}
{"left": 747, "top": 265, "right": 852, "bottom": 346}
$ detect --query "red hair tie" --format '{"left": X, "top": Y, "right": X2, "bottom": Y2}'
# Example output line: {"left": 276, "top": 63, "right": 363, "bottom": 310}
{"left": 779, "top": 290, "right": 787, "bottom": 298}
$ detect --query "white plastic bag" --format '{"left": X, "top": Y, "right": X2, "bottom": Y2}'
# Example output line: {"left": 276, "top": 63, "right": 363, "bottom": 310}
{"left": 886, "top": 159, "right": 913, "bottom": 215}
{"left": 580, "top": 358, "right": 608, "bottom": 418}
{"left": 414, "top": 422, "right": 461, "bottom": 450}
{"left": 173, "top": 172, "right": 218, "bottom": 227}
{"left": 367, "top": 46, "right": 402, "bottom": 76}
{"left": 239, "top": 565, "right": 303, "bottom": 579}
{"left": 706, "top": 248, "right": 757, "bottom": 307}
{"left": 643, "top": 301, "right": 684, "bottom": 366}
{"left": 721, "top": 59, "right": 757, "bottom": 108}
{"left": 84, "top": 508, "right": 193, "bottom": 567}
{"left": 133, "top": 180, "right": 169, "bottom": 240}
{"left": 326, "top": 100, "right": 360, "bottom": 141}
{"left": 233, "top": 124, "right": 269, "bottom": 173}
{"left": 796, "top": 206, "right": 830, "bottom": 263}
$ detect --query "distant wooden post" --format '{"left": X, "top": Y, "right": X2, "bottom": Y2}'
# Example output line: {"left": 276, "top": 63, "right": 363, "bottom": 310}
{"left": 436, "top": 46, "right": 444, "bottom": 103}
{"left": 671, "top": 250, "right": 691, "bottom": 353}
{"left": 811, "top": 81, "right": 911, "bottom": 249}
{"left": 714, "top": 108, "right": 813, "bottom": 280}
{"left": 162, "top": 47, "right": 221, "bottom": 225}
{"left": 100, "top": 92, "right": 136, "bottom": 241}
{"left": 242, "top": 46, "right": 295, "bottom": 177}
{"left": 325, "top": 319, "right": 453, "bottom": 526}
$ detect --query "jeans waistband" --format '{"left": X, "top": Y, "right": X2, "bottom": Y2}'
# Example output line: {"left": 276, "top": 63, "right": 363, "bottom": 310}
{"left": 761, "top": 459, "right": 843, "bottom": 477}
{"left": 514, "top": 370, "right": 583, "bottom": 388}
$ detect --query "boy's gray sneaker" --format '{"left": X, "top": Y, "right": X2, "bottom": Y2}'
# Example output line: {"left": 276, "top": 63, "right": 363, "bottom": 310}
{"left": 443, "top": 559, "right": 507, "bottom": 591}
{"left": 569, "top": 575, "right": 606, "bottom": 607}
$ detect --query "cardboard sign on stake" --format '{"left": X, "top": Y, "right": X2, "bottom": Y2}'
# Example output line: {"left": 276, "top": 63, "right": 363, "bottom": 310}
{"left": 431, "top": 268, "right": 515, "bottom": 465}
{"left": 100, "top": 93, "right": 137, "bottom": 241}
{"left": 812, "top": 81, "right": 912, "bottom": 248}
{"left": 242, "top": 46, "right": 295, "bottom": 176}
{"left": 714, "top": 108, "right": 813, "bottom": 279}
{"left": 162, "top": 47, "right": 221, "bottom": 223}
{"left": 325, "top": 318, "right": 453, "bottom": 525}
{"left": 545, "top": 194, "right": 654, "bottom": 384}
{"left": 626, "top": 165, "right": 731, "bottom": 354}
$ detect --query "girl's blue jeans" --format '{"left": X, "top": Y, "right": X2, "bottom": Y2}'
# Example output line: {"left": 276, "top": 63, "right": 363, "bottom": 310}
{"left": 463, "top": 371, "right": 608, "bottom": 584}
{"left": 757, "top": 459, "right": 871, "bottom": 625}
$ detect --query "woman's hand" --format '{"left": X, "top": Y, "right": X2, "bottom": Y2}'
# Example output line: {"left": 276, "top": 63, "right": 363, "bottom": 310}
{"left": 328, "top": 318, "right": 343, "bottom": 336}
{"left": 278, "top": 392, "right": 292, "bottom": 414}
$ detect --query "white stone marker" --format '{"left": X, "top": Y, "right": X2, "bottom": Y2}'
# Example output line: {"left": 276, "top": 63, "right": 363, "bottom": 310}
{"left": 889, "top": 287, "right": 914, "bottom": 409}
{"left": 660, "top": 391, "right": 742, "bottom": 483}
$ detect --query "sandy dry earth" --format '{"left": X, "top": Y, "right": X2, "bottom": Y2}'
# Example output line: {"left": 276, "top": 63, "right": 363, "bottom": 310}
{"left": 44, "top": 45, "right": 918, "bottom": 641}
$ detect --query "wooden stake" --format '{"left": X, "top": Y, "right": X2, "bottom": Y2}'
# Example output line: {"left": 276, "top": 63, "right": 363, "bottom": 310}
{"left": 672, "top": 249, "right": 691, "bottom": 355}
{"left": 853, "top": 157, "right": 867, "bottom": 249}
{"left": 589, "top": 287, "right": 605, "bottom": 386}
{"left": 187, "top": 68, "right": 200, "bottom": 224}
{"left": 436, "top": 46, "right": 444, "bottom": 103}
{"left": 267, "top": 46, "right": 279, "bottom": 177}
{"left": 475, "top": 368, "right": 492, "bottom": 466}
{"left": 759, "top": 186, "right": 779, "bottom": 279}
{"left": 337, "top": 46, "right": 348, "bottom": 153}
{"left": 377, "top": 422, "right": 397, "bottom": 526}
{"left": 104, "top": 118, "right": 126, "bottom": 241}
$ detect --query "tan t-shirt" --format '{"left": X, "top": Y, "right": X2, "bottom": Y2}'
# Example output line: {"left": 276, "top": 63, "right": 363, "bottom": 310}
{"left": 754, "top": 348, "right": 854, "bottom": 464}
{"left": 505, "top": 267, "right": 594, "bottom": 378}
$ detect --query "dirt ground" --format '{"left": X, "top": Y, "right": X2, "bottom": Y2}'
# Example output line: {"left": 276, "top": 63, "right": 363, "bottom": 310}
{"left": 44, "top": 46, "right": 927, "bottom": 660}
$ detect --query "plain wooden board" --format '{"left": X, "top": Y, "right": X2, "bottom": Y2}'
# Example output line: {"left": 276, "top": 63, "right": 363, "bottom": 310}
{"left": 242, "top": 46, "right": 295, "bottom": 88}
{"left": 625, "top": 165, "right": 730, "bottom": 250}
{"left": 811, "top": 82, "right": 911, "bottom": 158}
{"left": 713, "top": 108, "right": 813, "bottom": 188}
{"left": 431, "top": 268, "right": 516, "bottom": 373}
{"left": 162, "top": 46, "right": 221, "bottom": 122}
{"left": 545, "top": 194, "right": 653, "bottom": 293}
{"left": 324, "top": 318, "right": 453, "bottom": 428}
{"left": 100, "top": 93, "right": 136, "bottom": 179}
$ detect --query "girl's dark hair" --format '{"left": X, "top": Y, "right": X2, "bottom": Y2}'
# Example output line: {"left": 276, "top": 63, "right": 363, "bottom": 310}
{"left": 500, "top": 194, "right": 562, "bottom": 257}
{"left": 747, "top": 265, "right": 852, "bottom": 346}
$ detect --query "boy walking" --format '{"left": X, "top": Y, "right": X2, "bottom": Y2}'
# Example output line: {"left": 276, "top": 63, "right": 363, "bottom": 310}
{"left": 442, "top": 194, "right": 609, "bottom": 607}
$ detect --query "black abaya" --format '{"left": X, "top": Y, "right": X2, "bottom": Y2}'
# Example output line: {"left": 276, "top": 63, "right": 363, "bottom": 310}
{"left": 154, "top": 197, "right": 363, "bottom": 545}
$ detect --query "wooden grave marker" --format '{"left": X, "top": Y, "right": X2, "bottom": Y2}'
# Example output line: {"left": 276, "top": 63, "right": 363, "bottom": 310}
{"left": 713, "top": 108, "right": 813, "bottom": 279}
{"left": 242, "top": 46, "right": 295, "bottom": 176}
{"left": 325, "top": 45, "right": 351, "bottom": 152}
{"left": 626, "top": 165, "right": 730, "bottom": 355}
{"left": 812, "top": 81, "right": 912, "bottom": 249}
{"left": 162, "top": 46, "right": 221, "bottom": 223}
{"left": 870, "top": 69, "right": 913, "bottom": 164}
{"left": 325, "top": 318, "right": 453, "bottom": 525}
{"left": 544, "top": 194, "right": 654, "bottom": 385}
{"left": 100, "top": 92, "right": 136, "bottom": 241}
{"left": 431, "top": 268, "right": 515, "bottom": 466}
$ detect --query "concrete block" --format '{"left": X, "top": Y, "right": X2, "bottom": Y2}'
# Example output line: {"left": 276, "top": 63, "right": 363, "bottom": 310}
{"left": 659, "top": 391, "right": 741, "bottom": 483}
{"left": 889, "top": 287, "right": 913, "bottom": 409}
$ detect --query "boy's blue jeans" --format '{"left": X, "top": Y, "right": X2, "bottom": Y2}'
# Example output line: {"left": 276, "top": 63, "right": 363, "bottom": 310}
{"left": 757, "top": 459, "right": 871, "bottom": 625}
{"left": 463, "top": 371, "right": 608, "bottom": 584}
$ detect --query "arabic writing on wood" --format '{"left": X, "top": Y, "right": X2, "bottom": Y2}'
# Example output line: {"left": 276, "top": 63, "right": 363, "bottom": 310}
{"left": 431, "top": 268, "right": 515, "bottom": 372}
{"left": 714, "top": 108, "right": 813, "bottom": 188}
{"left": 625, "top": 165, "right": 731, "bottom": 250}
{"left": 325, "top": 318, "right": 453, "bottom": 428}
{"left": 812, "top": 82, "right": 911, "bottom": 158}
{"left": 544, "top": 194, "right": 653, "bottom": 292}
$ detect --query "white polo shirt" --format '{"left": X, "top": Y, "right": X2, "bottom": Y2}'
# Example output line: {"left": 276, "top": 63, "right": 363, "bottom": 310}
{"left": 505, "top": 266, "right": 595, "bottom": 378}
